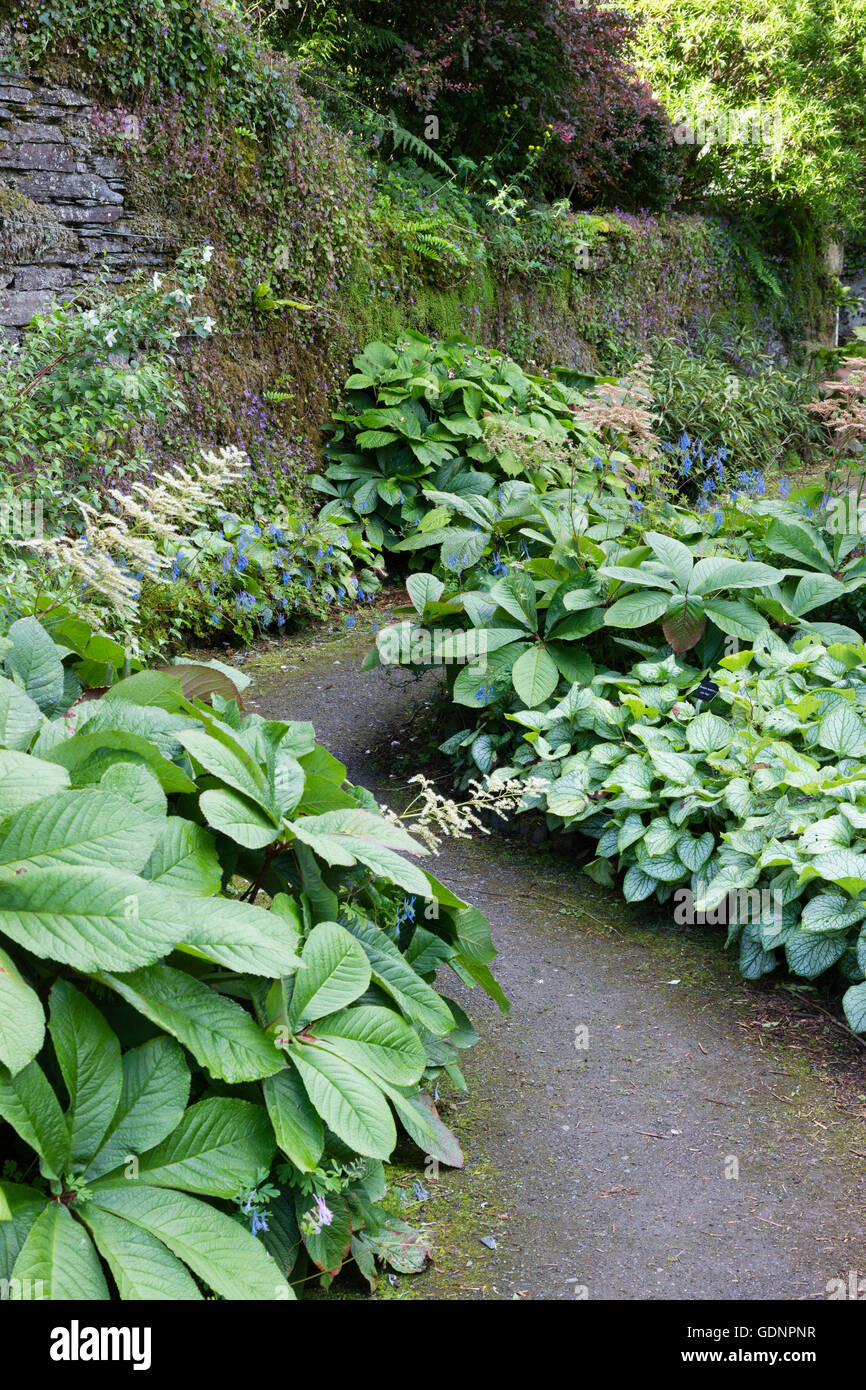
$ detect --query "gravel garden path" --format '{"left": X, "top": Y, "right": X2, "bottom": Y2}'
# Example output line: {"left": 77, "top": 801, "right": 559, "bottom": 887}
{"left": 241, "top": 625, "right": 866, "bottom": 1301}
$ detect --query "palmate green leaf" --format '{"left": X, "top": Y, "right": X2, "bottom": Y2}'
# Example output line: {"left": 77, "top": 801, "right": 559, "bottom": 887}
{"left": 677, "top": 831, "right": 715, "bottom": 873}
{"left": 0, "top": 1059, "right": 68, "bottom": 1179}
{"left": 0, "top": 866, "right": 194, "bottom": 973}
{"left": 263, "top": 1066, "right": 324, "bottom": 1172}
{"left": 604, "top": 591, "right": 670, "bottom": 628}
{"left": 801, "top": 893, "right": 866, "bottom": 934}
{"left": 116, "top": 1098, "right": 274, "bottom": 1198}
{"left": 44, "top": 730, "right": 196, "bottom": 794}
{"left": 312, "top": 1005, "right": 427, "bottom": 1086}
{"left": 86, "top": 1037, "right": 191, "bottom": 1182}
{"left": 288, "top": 1041, "right": 396, "bottom": 1160}
{"left": 87, "top": 1185, "right": 293, "bottom": 1300}
{"left": 690, "top": 557, "right": 784, "bottom": 595}
{"left": 0, "top": 674, "right": 42, "bottom": 751}
{"left": 179, "top": 895, "right": 302, "bottom": 977}
{"left": 702, "top": 598, "right": 768, "bottom": 641}
{"left": 177, "top": 726, "right": 274, "bottom": 813}
{"left": 99, "top": 965, "right": 284, "bottom": 1084}
{"left": 5, "top": 616, "right": 64, "bottom": 715}
{"left": 406, "top": 572, "right": 444, "bottom": 615}
{"left": 377, "top": 1082, "right": 463, "bottom": 1167}
{"left": 644, "top": 531, "right": 695, "bottom": 590}
{"left": 621, "top": 865, "right": 659, "bottom": 901}
{"left": 80, "top": 1205, "right": 203, "bottom": 1301}
{"left": 0, "top": 1183, "right": 46, "bottom": 1280}
{"left": 289, "top": 921, "right": 371, "bottom": 1027}
{"left": 289, "top": 809, "right": 431, "bottom": 897}
{"left": 342, "top": 917, "right": 456, "bottom": 1035}
{"left": 0, "top": 750, "right": 70, "bottom": 815}
{"left": 141, "top": 819, "right": 221, "bottom": 895}
{"left": 49, "top": 981, "right": 122, "bottom": 1169}
{"left": 511, "top": 645, "right": 559, "bottom": 707}
{"left": 12, "top": 1202, "right": 109, "bottom": 1300}
{"left": 739, "top": 923, "right": 777, "bottom": 980}
{"left": 0, "top": 946, "right": 44, "bottom": 1076}
{"left": 199, "top": 787, "right": 278, "bottom": 849}
{"left": 0, "top": 790, "right": 163, "bottom": 875}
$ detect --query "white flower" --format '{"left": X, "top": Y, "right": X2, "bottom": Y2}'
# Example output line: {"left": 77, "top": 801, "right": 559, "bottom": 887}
{"left": 104, "top": 328, "right": 117, "bottom": 347}
{"left": 152, "top": 273, "right": 163, "bottom": 291}
{"left": 202, "top": 245, "right": 214, "bottom": 263}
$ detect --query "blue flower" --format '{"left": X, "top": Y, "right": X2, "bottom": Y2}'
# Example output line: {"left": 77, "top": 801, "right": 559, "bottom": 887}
{"left": 250, "top": 1210, "right": 269, "bottom": 1236}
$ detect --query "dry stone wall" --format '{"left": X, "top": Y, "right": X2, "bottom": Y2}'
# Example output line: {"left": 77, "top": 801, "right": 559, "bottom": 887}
{"left": 0, "top": 67, "right": 165, "bottom": 333}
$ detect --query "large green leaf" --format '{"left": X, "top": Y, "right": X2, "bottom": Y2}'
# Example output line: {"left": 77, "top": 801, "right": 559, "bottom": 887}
{"left": 0, "top": 675, "right": 42, "bottom": 751}
{"left": 376, "top": 1082, "right": 464, "bottom": 1166}
{"left": 120, "top": 1098, "right": 274, "bottom": 1198}
{"left": 86, "top": 1037, "right": 190, "bottom": 1181}
{"left": 0, "top": 866, "right": 191, "bottom": 972}
{"left": 87, "top": 1184, "right": 293, "bottom": 1300}
{"left": 45, "top": 730, "right": 195, "bottom": 794}
{"left": 141, "top": 819, "right": 221, "bottom": 895}
{"left": 645, "top": 531, "right": 694, "bottom": 590}
{"left": 0, "top": 1060, "right": 68, "bottom": 1179}
{"left": 5, "top": 617, "right": 64, "bottom": 715}
{"left": 288, "top": 1042, "right": 396, "bottom": 1159}
{"left": 289, "top": 921, "right": 371, "bottom": 1027}
{"left": 342, "top": 917, "right": 455, "bottom": 1034}
{"left": 81, "top": 1204, "right": 203, "bottom": 1300}
{"left": 262, "top": 1067, "right": 324, "bottom": 1173}
{"left": 0, "top": 790, "right": 162, "bottom": 875}
{"left": 290, "top": 809, "right": 430, "bottom": 897}
{"left": 0, "top": 750, "right": 69, "bottom": 815}
{"left": 0, "top": 947, "right": 44, "bottom": 1076}
{"left": 690, "top": 557, "right": 783, "bottom": 595}
{"left": 702, "top": 598, "right": 768, "bottom": 640}
{"left": 510, "top": 645, "right": 559, "bottom": 706}
{"left": 0, "top": 1183, "right": 45, "bottom": 1280}
{"left": 179, "top": 895, "right": 302, "bottom": 977}
{"left": 99, "top": 965, "right": 284, "bottom": 1083}
{"left": 49, "top": 981, "right": 122, "bottom": 1169}
{"left": 178, "top": 726, "right": 276, "bottom": 815}
{"left": 817, "top": 704, "right": 866, "bottom": 758}
{"left": 604, "top": 591, "right": 670, "bottom": 628}
{"left": 199, "top": 787, "right": 279, "bottom": 849}
{"left": 12, "top": 1202, "right": 109, "bottom": 1299}
{"left": 312, "top": 1005, "right": 426, "bottom": 1086}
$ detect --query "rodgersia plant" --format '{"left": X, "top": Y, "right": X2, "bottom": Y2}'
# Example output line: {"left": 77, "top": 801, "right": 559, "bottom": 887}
{"left": 0, "top": 613, "right": 504, "bottom": 1297}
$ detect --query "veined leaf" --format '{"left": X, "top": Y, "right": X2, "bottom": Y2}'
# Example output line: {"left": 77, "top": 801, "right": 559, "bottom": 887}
{"left": 288, "top": 1041, "right": 396, "bottom": 1160}
{"left": 289, "top": 921, "right": 371, "bottom": 1027}
{"left": 49, "top": 981, "right": 122, "bottom": 1168}
{"left": 122, "top": 1098, "right": 274, "bottom": 1198}
{"left": 12, "top": 1202, "right": 109, "bottom": 1299}
{"left": 99, "top": 965, "right": 284, "bottom": 1084}
{"left": 81, "top": 1205, "right": 203, "bottom": 1301}
{"left": 0, "top": 947, "right": 44, "bottom": 1076}
{"left": 86, "top": 1037, "right": 190, "bottom": 1182}
{"left": 87, "top": 1184, "right": 293, "bottom": 1300}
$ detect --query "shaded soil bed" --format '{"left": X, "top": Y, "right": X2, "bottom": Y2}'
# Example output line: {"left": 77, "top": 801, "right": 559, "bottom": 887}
{"left": 228, "top": 622, "right": 866, "bottom": 1301}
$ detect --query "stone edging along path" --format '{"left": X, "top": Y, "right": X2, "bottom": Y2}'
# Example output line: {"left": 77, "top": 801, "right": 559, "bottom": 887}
{"left": 237, "top": 624, "right": 866, "bottom": 1301}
